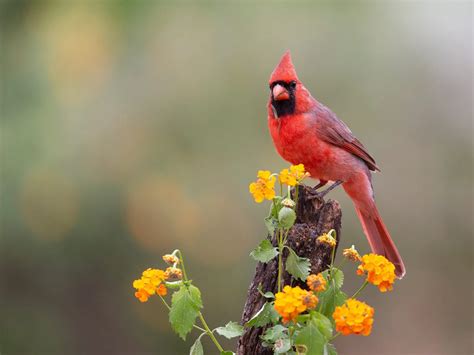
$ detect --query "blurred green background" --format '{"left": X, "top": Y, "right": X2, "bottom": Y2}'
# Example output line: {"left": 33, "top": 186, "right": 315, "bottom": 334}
{"left": 1, "top": 1, "right": 472, "bottom": 354}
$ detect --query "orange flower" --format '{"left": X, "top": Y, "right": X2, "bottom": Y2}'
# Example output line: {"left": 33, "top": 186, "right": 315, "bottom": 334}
{"left": 135, "top": 289, "right": 151, "bottom": 303}
{"left": 274, "top": 285, "right": 312, "bottom": 323}
{"left": 302, "top": 293, "right": 318, "bottom": 309}
{"left": 156, "top": 283, "right": 167, "bottom": 296}
{"left": 357, "top": 254, "right": 396, "bottom": 292}
{"left": 133, "top": 268, "right": 168, "bottom": 302}
{"left": 333, "top": 299, "right": 374, "bottom": 336}
{"left": 306, "top": 273, "right": 326, "bottom": 292}
{"left": 164, "top": 267, "right": 183, "bottom": 280}
{"left": 317, "top": 232, "right": 336, "bottom": 247}
{"left": 162, "top": 254, "right": 179, "bottom": 265}
{"left": 279, "top": 164, "right": 309, "bottom": 186}
{"left": 249, "top": 170, "right": 276, "bottom": 203}
{"left": 343, "top": 245, "right": 361, "bottom": 262}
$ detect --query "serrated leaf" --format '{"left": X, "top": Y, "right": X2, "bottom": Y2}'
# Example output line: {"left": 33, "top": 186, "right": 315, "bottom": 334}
{"left": 318, "top": 285, "right": 347, "bottom": 321}
{"left": 312, "top": 312, "right": 333, "bottom": 339}
{"left": 189, "top": 334, "right": 204, "bottom": 355}
{"left": 321, "top": 268, "right": 344, "bottom": 289}
{"left": 246, "top": 302, "right": 279, "bottom": 328}
{"left": 324, "top": 343, "right": 337, "bottom": 355}
{"left": 250, "top": 239, "right": 279, "bottom": 263}
{"left": 294, "top": 322, "right": 326, "bottom": 355}
{"left": 215, "top": 321, "right": 244, "bottom": 339}
{"left": 285, "top": 247, "right": 311, "bottom": 281}
{"left": 169, "top": 286, "right": 202, "bottom": 340}
{"left": 261, "top": 324, "right": 288, "bottom": 342}
{"left": 188, "top": 284, "right": 203, "bottom": 309}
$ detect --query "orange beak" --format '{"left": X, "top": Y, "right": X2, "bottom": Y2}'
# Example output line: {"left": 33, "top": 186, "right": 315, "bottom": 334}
{"left": 272, "top": 84, "right": 290, "bottom": 101}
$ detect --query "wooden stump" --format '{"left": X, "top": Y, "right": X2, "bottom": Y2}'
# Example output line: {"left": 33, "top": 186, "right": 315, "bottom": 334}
{"left": 237, "top": 186, "right": 342, "bottom": 355}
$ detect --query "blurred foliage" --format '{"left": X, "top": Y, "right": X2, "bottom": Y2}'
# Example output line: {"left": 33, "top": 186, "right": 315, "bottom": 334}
{"left": 0, "top": 1, "right": 472, "bottom": 354}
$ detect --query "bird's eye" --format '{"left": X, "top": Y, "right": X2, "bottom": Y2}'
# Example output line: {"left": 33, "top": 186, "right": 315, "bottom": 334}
{"left": 290, "top": 81, "right": 297, "bottom": 88}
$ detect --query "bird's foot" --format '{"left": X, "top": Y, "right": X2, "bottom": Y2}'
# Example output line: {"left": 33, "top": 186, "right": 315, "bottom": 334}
{"left": 307, "top": 180, "right": 343, "bottom": 201}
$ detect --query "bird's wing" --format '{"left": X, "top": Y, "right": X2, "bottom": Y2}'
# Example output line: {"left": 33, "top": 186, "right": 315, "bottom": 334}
{"left": 315, "top": 105, "right": 380, "bottom": 172}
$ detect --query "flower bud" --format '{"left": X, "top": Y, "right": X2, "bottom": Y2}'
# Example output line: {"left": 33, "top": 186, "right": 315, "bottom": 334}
{"left": 281, "top": 198, "right": 296, "bottom": 208}
{"left": 278, "top": 206, "right": 296, "bottom": 229}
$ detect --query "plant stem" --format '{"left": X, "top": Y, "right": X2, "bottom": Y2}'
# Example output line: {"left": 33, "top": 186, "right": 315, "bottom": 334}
{"left": 277, "top": 229, "right": 283, "bottom": 293}
{"left": 329, "top": 332, "right": 341, "bottom": 341}
{"left": 176, "top": 250, "right": 189, "bottom": 282}
{"left": 351, "top": 280, "right": 369, "bottom": 299}
{"left": 294, "top": 184, "right": 299, "bottom": 207}
{"left": 198, "top": 312, "right": 224, "bottom": 352}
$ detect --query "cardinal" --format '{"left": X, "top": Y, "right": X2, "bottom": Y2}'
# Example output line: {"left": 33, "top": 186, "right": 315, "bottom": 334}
{"left": 267, "top": 51, "right": 405, "bottom": 278}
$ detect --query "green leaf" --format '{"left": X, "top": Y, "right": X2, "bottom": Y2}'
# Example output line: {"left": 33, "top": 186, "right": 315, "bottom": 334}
{"left": 312, "top": 312, "right": 333, "bottom": 339}
{"left": 264, "top": 216, "right": 278, "bottom": 235}
{"left": 269, "top": 196, "right": 283, "bottom": 218}
{"left": 169, "top": 286, "right": 202, "bottom": 340}
{"left": 285, "top": 247, "right": 311, "bottom": 281}
{"left": 318, "top": 285, "right": 347, "bottom": 321}
{"left": 261, "top": 324, "right": 288, "bottom": 342}
{"left": 324, "top": 343, "right": 337, "bottom": 355}
{"left": 189, "top": 334, "right": 205, "bottom": 355}
{"left": 321, "top": 268, "right": 344, "bottom": 289}
{"left": 246, "top": 302, "right": 279, "bottom": 328}
{"left": 250, "top": 239, "right": 279, "bottom": 263}
{"left": 278, "top": 206, "right": 296, "bottom": 229}
{"left": 188, "top": 285, "right": 203, "bottom": 309}
{"left": 274, "top": 337, "right": 292, "bottom": 354}
{"left": 215, "top": 321, "right": 244, "bottom": 339}
{"left": 294, "top": 322, "right": 326, "bottom": 355}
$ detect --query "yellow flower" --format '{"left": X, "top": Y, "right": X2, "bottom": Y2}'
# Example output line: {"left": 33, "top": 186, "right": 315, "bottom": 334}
{"left": 317, "top": 232, "right": 337, "bottom": 247}
{"left": 274, "top": 285, "right": 312, "bottom": 323}
{"left": 164, "top": 267, "right": 183, "bottom": 280}
{"left": 133, "top": 268, "right": 167, "bottom": 302}
{"left": 357, "top": 254, "right": 396, "bottom": 292}
{"left": 333, "top": 299, "right": 374, "bottom": 336}
{"left": 343, "top": 245, "right": 361, "bottom": 262}
{"left": 162, "top": 254, "right": 179, "bottom": 265}
{"left": 279, "top": 164, "right": 309, "bottom": 186}
{"left": 249, "top": 170, "right": 276, "bottom": 203}
{"left": 306, "top": 273, "right": 326, "bottom": 292}
{"left": 142, "top": 268, "right": 166, "bottom": 286}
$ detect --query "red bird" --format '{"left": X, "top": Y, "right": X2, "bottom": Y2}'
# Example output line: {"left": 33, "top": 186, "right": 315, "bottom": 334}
{"left": 267, "top": 51, "right": 405, "bottom": 278}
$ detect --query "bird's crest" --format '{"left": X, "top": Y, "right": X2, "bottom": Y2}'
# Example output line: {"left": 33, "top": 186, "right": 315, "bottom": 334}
{"left": 269, "top": 50, "right": 299, "bottom": 84}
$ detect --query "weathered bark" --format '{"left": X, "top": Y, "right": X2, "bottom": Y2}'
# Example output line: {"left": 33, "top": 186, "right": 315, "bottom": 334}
{"left": 237, "top": 186, "right": 342, "bottom": 355}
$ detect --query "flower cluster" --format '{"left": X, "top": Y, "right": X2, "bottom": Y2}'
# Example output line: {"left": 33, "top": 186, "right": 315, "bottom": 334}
{"left": 317, "top": 232, "right": 337, "bottom": 247}
{"left": 333, "top": 299, "right": 374, "bottom": 336}
{"left": 249, "top": 165, "right": 308, "bottom": 203}
{"left": 133, "top": 268, "right": 167, "bottom": 302}
{"left": 164, "top": 266, "right": 183, "bottom": 280}
{"left": 357, "top": 253, "right": 396, "bottom": 292}
{"left": 274, "top": 285, "right": 318, "bottom": 323}
{"left": 306, "top": 273, "right": 326, "bottom": 292}
{"left": 279, "top": 164, "right": 309, "bottom": 186}
{"left": 343, "top": 245, "right": 361, "bottom": 262}
{"left": 249, "top": 170, "right": 276, "bottom": 203}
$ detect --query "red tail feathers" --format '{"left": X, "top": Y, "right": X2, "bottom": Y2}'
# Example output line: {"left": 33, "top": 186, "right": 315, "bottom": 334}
{"left": 355, "top": 206, "right": 406, "bottom": 278}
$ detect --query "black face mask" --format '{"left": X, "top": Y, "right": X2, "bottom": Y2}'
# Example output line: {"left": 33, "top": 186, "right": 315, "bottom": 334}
{"left": 270, "top": 80, "right": 296, "bottom": 118}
